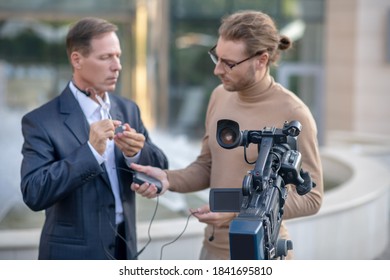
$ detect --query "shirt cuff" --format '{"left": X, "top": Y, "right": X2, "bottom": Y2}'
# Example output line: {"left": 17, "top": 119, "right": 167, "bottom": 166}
{"left": 124, "top": 150, "right": 141, "bottom": 167}
{"left": 88, "top": 141, "right": 105, "bottom": 165}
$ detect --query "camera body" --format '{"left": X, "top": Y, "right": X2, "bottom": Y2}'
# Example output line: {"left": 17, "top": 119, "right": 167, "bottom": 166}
{"left": 210, "top": 119, "right": 314, "bottom": 259}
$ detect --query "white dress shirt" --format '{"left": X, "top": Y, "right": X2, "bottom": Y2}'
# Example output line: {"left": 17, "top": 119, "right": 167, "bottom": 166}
{"left": 69, "top": 81, "right": 127, "bottom": 224}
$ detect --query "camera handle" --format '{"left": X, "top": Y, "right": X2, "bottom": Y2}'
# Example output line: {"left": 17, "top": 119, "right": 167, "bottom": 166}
{"left": 243, "top": 135, "right": 274, "bottom": 196}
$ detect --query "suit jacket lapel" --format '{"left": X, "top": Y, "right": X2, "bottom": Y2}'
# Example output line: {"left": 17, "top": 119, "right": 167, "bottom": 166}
{"left": 110, "top": 96, "right": 125, "bottom": 123}
{"left": 59, "top": 86, "right": 89, "bottom": 145}
{"left": 99, "top": 163, "right": 111, "bottom": 188}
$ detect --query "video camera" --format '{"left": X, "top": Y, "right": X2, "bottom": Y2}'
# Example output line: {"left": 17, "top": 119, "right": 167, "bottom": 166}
{"left": 209, "top": 119, "right": 315, "bottom": 260}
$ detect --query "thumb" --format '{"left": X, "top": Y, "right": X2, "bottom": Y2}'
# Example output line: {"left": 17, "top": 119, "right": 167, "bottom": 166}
{"left": 130, "top": 163, "right": 141, "bottom": 170}
{"left": 195, "top": 204, "right": 210, "bottom": 214}
{"left": 130, "top": 163, "right": 148, "bottom": 173}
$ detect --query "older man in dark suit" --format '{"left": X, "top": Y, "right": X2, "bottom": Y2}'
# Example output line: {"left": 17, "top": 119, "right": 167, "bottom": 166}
{"left": 20, "top": 17, "right": 168, "bottom": 260}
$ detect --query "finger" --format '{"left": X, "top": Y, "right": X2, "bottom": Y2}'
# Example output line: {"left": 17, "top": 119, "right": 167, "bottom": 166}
{"left": 189, "top": 208, "right": 199, "bottom": 214}
{"left": 130, "top": 183, "right": 139, "bottom": 192}
{"left": 131, "top": 182, "right": 150, "bottom": 195}
{"left": 137, "top": 183, "right": 158, "bottom": 198}
{"left": 121, "top": 136, "right": 143, "bottom": 148}
{"left": 122, "top": 123, "right": 132, "bottom": 132}
{"left": 130, "top": 163, "right": 148, "bottom": 173}
{"left": 197, "top": 204, "right": 210, "bottom": 213}
{"left": 112, "top": 120, "right": 122, "bottom": 126}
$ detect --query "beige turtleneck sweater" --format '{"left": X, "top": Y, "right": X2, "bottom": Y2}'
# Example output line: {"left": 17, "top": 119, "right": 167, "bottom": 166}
{"left": 166, "top": 73, "right": 323, "bottom": 259}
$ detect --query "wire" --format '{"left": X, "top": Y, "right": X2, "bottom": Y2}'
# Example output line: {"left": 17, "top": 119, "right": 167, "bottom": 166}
{"left": 132, "top": 195, "right": 159, "bottom": 259}
{"left": 102, "top": 194, "right": 159, "bottom": 260}
{"left": 114, "top": 166, "right": 198, "bottom": 260}
{"left": 159, "top": 212, "right": 196, "bottom": 260}
{"left": 244, "top": 145, "right": 258, "bottom": 165}
{"left": 114, "top": 166, "right": 159, "bottom": 259}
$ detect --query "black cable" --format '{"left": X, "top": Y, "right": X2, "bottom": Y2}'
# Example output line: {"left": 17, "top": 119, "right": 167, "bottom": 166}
{"left": 244, "top": 145, "right": 256, "bottom": 164}
{"left": 159, "top": 212, "right": 196, "bottom": 260}
{"left": 102, "top": 194, "right": 159, "bottom": 260}
{"left": 108, "top": 167, "right": 159, "bottom": 259}
{"left": 72, "top": 79, "right": 91, "bottom": 96}
{"left": 114, "top": 167, "right": 199, "bottom": 260}
{"left": 132, "top": 196, "right": 159, "bottom": 259}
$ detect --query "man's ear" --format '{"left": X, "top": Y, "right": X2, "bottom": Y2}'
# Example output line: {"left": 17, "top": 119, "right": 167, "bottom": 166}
{"left": 70, "top": 52, "right": 82, "bottom": 69}
{"left": 257, "top": 52, "right": 269, "bottom": 68}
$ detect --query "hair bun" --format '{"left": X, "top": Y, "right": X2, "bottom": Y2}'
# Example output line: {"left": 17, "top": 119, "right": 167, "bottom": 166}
{"left": 278, "top": 35, "right": 292, "bottom": 50}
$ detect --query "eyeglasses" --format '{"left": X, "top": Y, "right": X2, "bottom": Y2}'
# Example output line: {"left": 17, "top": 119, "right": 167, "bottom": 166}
{"left": 208, "top": 45, "right": 265, "bottom": 72}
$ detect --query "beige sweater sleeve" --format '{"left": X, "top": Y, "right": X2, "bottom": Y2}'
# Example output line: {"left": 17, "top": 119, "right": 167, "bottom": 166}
{"left": 282, "top": 105, "right": 324, "bottom": 219}
{"left": 166, "top": 91, "right": 216, "bottom": 193}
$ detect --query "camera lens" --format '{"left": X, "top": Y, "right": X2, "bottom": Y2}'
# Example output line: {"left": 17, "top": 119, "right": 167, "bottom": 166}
{"left": 220, "top": 127, "right": 238, "bottom": 146}
{"left": 216, "top": 119, "right": 242, "bottom": 149}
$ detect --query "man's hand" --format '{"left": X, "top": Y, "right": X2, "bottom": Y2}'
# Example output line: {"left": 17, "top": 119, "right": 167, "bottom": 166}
{"left": 89, "top": 119, "right": 121, "bottom": 155}
{"left": 130, "top": 163, "right": 169, "bottom": 198}
{"left": 114, "top": 123, "right": 145, "bottom": 157}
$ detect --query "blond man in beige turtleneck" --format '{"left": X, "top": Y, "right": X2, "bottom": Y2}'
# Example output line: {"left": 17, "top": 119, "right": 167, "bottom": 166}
{"left": 131, "top": 10, "right": 323, "bottom": 260}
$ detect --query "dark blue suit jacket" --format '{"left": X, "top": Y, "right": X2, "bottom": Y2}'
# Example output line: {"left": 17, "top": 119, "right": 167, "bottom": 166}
{"left": 20, "top": 85, "right": 168, "bottom": 259}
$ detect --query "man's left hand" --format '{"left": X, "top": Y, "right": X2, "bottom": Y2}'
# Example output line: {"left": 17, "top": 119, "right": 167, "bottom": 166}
{"left": 190, "top": 204, "right": 237, "bottom": 228}
{"left": 114, "top": 123, "right": 145, "bottom": 157}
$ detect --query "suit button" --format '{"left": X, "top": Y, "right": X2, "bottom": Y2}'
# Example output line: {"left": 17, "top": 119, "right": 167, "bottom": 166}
{"left": 108, "top": 204, "right": 115, "bottom": 209}
{"left": 109, "top": 244, "right": 115, "bottom": 250}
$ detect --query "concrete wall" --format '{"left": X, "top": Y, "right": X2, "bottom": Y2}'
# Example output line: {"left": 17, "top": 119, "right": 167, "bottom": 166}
{"left": 325, "top": 0, "right": 390, "bottom": 136}
{"left": 286, "top": 146, "right": 390, "bottom": 259}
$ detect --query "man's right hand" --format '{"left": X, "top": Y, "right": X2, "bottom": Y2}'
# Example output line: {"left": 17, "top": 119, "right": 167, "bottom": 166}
{"left": 89, "top": 119, "right": 122, "bottom": 155}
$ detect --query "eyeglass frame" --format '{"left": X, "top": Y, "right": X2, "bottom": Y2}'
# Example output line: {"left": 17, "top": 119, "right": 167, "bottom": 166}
{"left": 208, "top": 45, "right": 266, "bottom": 71}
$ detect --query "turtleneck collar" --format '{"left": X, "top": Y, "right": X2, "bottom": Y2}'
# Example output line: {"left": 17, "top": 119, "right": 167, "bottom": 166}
{"left": 236, "top": 69, "right": 274, "bottom": 103}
